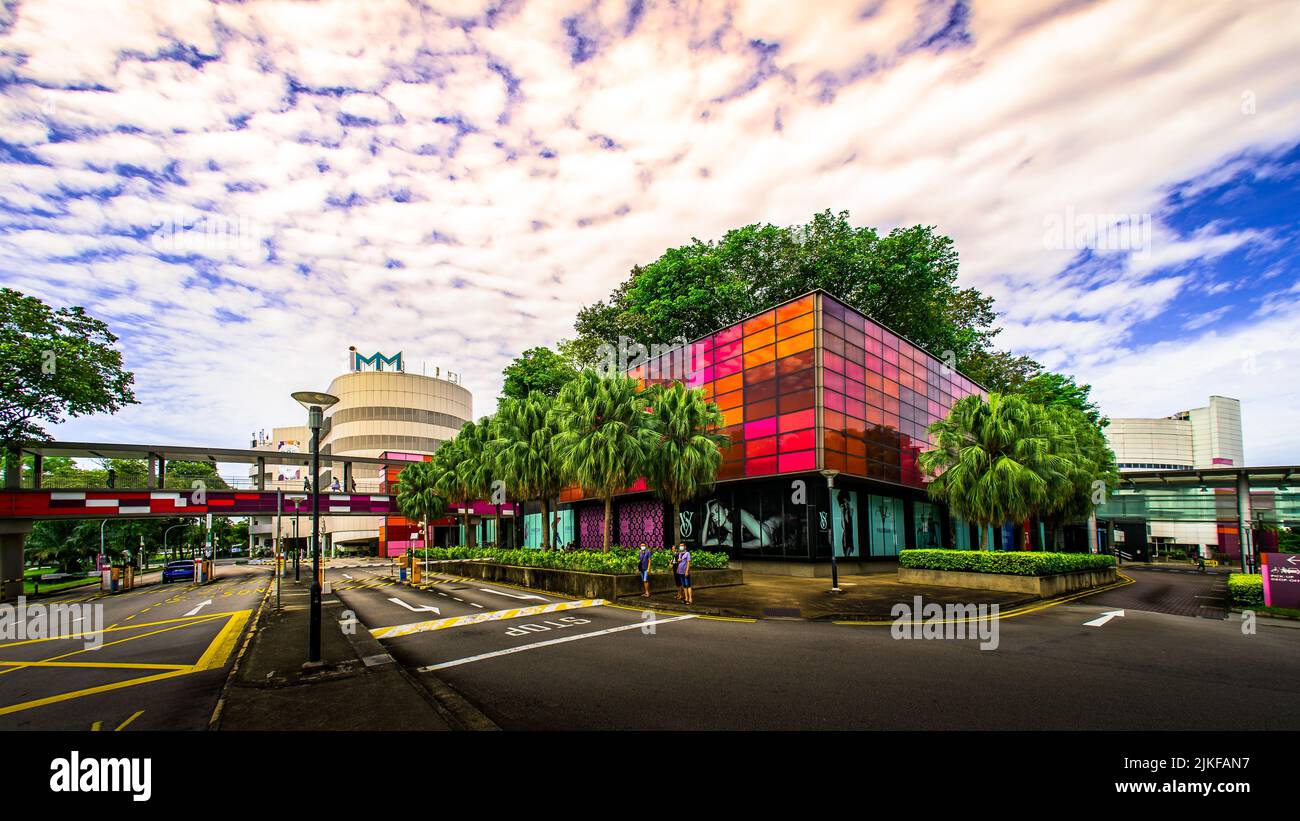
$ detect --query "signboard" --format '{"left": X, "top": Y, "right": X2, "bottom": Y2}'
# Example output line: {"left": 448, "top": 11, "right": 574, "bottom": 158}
{"left": 1261, "top": 551, "right": 1300, "bottom": 609}
{"left": 349, "top": 346, "right": 403, "bottom": 372}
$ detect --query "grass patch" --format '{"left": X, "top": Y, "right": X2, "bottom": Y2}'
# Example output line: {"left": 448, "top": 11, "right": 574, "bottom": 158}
{"left": 23, "top": 576, "right": 97, "bottom": 596}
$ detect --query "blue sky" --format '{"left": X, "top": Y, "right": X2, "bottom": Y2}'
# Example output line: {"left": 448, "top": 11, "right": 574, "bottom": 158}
{"left": 1, "top": 0, "right": 1298, "bottom": 463}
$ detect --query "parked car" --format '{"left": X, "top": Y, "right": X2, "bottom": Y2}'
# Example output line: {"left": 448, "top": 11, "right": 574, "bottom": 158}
{"left": 162, "top": 560, "right": 195, "bottom": 582}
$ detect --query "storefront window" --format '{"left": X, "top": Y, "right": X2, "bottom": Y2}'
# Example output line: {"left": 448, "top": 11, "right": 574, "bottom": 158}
{"left": 868, "top": 495, "right": 906, "bottom": 556}
{"left": 913, "top": 501, "right": 943, "bottom": 549}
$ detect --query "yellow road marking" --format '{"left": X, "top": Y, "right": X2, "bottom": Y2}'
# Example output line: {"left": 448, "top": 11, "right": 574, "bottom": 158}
{"left": 115, "top": 710, "right": 144, "bottom": 731}
{"left": 91, "top": 721, "right": 102, "bottom": 731}
{"left": 0, "top": 609, "right": 254, "bottom": 717}
{"left": 370, "top": 599, "right": 608, "bottom": 639}
{"left": 0, "top": 661, "right": 191, "bottom": 671}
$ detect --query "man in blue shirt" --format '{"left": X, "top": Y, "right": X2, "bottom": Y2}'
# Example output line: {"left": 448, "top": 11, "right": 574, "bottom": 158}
{"left": 637, "top": 543, "right": 653, "bottom": 598}
{"left": 678, "top": 543, "right": 693, "bottom": 605}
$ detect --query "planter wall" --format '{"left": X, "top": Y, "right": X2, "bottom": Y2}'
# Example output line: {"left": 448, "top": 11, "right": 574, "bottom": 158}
{"left": 433, "top": 560, "right": 743, "bottom": 599}
{"left": 898, "top": 565, "right": 1117, "bottom": 597}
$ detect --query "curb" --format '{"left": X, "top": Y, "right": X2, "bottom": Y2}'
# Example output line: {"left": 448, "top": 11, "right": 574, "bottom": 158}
{"left": 208, "top": 572, "right": 275, "bottom": 730}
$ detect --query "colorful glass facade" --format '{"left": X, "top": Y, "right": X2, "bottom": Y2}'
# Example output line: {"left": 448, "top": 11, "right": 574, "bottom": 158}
{"left": 631, "top": 290, "right": 984, "bottom": 488}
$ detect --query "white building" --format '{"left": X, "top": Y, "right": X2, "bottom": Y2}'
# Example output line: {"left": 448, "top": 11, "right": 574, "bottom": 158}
{"left": 249, "top": 350, "right": 472, "bottom": 554}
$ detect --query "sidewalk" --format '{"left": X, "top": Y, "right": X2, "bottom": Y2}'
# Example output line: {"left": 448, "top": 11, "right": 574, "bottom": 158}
{"left": 619, "top": 570, "right": 1036, "bottom": 620}
{"left": 214, "top": 575, "right": 495, "bottom": 731}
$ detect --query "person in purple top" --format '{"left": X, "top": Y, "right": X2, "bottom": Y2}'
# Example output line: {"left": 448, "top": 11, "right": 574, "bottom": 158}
{"left": 637, "top": 543, "right": 653, "bottom": 598}
{"left": 677, "top": 542, "right": 693, "bottom": 605}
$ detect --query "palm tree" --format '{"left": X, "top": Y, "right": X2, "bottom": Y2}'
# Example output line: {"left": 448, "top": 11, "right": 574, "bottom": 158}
{"left": 550, "top": 370, "right": 655, "bottom": 551}
{"left": 1038, "top": 405, "right": 1118, "bottom": 547}
{"left": 491, "top": 394, "right": 568, "bottom": 550}
{"left": 456, "top": 418, "right": 499, "bottom": 544}
{"left": 395, "top": 460, "right": 448, "bottom": 553}
{"left": 429, "top": 437, "right": 474, "bottom": 546}
{"left": 643, "top": 382, "right": 728, "bottom": 547}
{"left": 918, "top": 393, "right": 1069, "bottom": 549}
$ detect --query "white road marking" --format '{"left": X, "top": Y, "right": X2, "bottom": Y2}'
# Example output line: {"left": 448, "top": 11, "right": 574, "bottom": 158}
{"left": 388, "top": 597, "right": 440, "bottom": 614}
{"left": 183, "top": 599, "right": 213, "bottom": 616}
{"left": 1083, "top": 610, "right": 1125, "bottom": 627}
{"left": 343, "top": 574, "right": 352, "bottom": 580}
{"left": 478, "top": 588, "right": 547, "bottom": 601}
{"left": 418, "top": 615, "right": 697, "bottom": 671}
{"left": 371, "top": 599, "right": 608, "bottom": 639}
{"left": 470, "top": 603, "right": 483, "bottom": 608}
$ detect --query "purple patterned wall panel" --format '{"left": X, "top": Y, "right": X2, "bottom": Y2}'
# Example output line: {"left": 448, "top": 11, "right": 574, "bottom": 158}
{"left": 618, "top": 499, "right": 666, "bottom": 547}
{"left": 578, "top": 506, "right": 604, "bottom": 549}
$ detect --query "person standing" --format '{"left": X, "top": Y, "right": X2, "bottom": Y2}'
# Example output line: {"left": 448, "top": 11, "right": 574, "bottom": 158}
{"left": 671, "top": 544, "right": 684, "bottom": 602}
{"left": 678, "top": 542, "right": 693, "bottom": 605}
{"left": 638, "top": 542, "right": 653, "bottom": 598}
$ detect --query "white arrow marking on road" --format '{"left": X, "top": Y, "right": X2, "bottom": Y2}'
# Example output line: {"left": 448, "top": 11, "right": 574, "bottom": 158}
{"left": 343, "top": 573, "right": 353, "bottom": 579}
{"left": 478, "top": 588, "right": 547, "bottom": 601}
{"left": 1083, "top": 610, "right": 1125, "bottom": 627}
{"left": 387, "top": 597, "right": 440, "bottom": 614}
{"left": 184, "top": 599, "right": 213, "bottom": 617}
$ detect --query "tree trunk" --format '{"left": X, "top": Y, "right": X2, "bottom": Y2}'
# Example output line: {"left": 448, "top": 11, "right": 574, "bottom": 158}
{"left": 603, "top": 495, "right": 612, "bottom": 552}
{"left": 494, "top": 504, "right": 502, "bottom": 547}
{"left": 978, "top": 523, "right": 987, "bottom": 550}
{"left": 540, "top": 496, "right": 551, "bottom": 551}
{"left": 671, "top": 500, "right": 681, "bottom": 548}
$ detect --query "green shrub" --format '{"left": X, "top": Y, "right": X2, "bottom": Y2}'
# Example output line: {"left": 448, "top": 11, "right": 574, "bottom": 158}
{"left": 409, "top": 545, "right": 729, "bottom": 575}
{"left": 1227, "top": 573, "right": 1264, "bottom": 607}
{"left": 899, "top": 549, "right": 1116, "bottom": 576}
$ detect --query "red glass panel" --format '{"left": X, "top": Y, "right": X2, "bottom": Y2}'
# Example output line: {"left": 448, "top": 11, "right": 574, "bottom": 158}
{"left": 745, "top": 398, "right": 776, "bottom": 420}
{"left": 746, "top": 436, "right": 777, "bottom": 458}
{"left": 824, "top": 390, "right": 845, "bottom": 412}
{"left": 780, "top": 408, "right": 816, "bottom": 432}
{"left": 780, "top": 388, "right": 815, "bottom": 412}
{"left": 714, "top": 324, "right": 742, "bottom": 346}
{"left": 778, "top": 451, "right": 816, "bottom": 473}
{"left": 780, "top": 429, "right": 816, "bottom": 452}
{"left": 824, "top": 371, "right": 845, "bottom": 393}
{"left": 716, "top": 357, "right": 742, "bottom": 377}
{"left": 744, "top": 417, "right": 777, "bottom": 439}
{"left": 746, "top": 456, "right": 778, "bottom": 476}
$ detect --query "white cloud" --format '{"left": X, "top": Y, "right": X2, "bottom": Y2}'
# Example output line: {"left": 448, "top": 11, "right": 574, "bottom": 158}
{"left": 0, "top": 0, "right": 1297, "bottom": 464}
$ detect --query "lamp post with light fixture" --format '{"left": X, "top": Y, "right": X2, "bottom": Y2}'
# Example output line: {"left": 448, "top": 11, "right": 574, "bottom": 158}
{"left": 819, "top": 468, "right": 842, "bottom": 593}
{"left": 292, "top": 390, "right": 339, "bottom": 663}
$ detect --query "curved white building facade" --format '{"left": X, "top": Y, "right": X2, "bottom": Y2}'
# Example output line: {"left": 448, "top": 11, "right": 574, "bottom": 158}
{"left": 322, "top": 370, "right": 472, "bottom": 548}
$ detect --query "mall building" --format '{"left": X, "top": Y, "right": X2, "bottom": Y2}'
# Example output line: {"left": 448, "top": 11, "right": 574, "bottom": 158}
{"left": 248, "top": 349, "right": 474, "bottom": 555}
{"left": 1103, "top": 395, "right": 1247, "bottom": 553}
{"left": 535, "top": 290, "right": 988, "bottom": 574}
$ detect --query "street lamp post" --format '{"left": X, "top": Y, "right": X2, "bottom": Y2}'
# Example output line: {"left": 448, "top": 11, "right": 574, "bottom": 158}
{"left": 292, "top": 391, "right": 339, "bottom": 664}
{"left": 819, "top": 469, "right": 842, "bottom": 593}
{"left": 287, "top": 494, "right": 307, "bottom": 581}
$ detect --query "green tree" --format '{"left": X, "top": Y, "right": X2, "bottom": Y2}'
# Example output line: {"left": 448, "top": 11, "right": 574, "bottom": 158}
{"left": 550, "top": 371, "right": 654, "bottom": 551}
{"left": 918, "top": 394, "right": 1070, "bottom": 549}
{"left": 0, "top": 289, "right": 137, "bottom": 471}
{"left": 1016, "top": 372, "right": 1108, "bottom": 429}
{"left": 455, "top": 419, "right": 500, "bottom": 545}
{"left": 1036, "top": 405, "right": 1119, "bottom": 545}
{"left": 961, "top": 349, "right": 1043, "bottom": 393}
{"left": 490, "top": 394, "right": 568, "bottom": 550}
{"left": 643, "top": 383, "right": 728, "bottom": 547}
{"left": 395, "top": 461, "right": 448, "bottom": 550}
{"left": 500, "top": 346, "right": 580, "bottom": 402}
{"left": 429, "top": 436, "right": 478, "bottom": 546}
{"left": 572, "top": 211, "right": 1000, "bottom": 369}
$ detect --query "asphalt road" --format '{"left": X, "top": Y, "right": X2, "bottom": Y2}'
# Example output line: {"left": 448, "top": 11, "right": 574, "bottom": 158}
{"left": 330, "top": 564, "right": 1300, "bottom": 731}
{"left": 0, "top": 564, "right": 269, "bottom": 730}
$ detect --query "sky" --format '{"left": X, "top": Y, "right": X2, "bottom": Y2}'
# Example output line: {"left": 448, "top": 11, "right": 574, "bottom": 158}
{"left": 1, "top": 0, "right": 1299, "bottom": 464}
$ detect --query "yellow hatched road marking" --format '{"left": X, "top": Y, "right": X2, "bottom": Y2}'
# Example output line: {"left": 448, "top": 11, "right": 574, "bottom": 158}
{"left": 370, "top": 599, "right": 608, "bottom": 639}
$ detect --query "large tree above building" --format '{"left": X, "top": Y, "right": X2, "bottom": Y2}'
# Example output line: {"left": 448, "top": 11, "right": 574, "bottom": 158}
{"left": 570, "top": 210, "right": 1000, "bottom": 368}
{"left": 0, "top": 288, "right": 136, "bottom": 449}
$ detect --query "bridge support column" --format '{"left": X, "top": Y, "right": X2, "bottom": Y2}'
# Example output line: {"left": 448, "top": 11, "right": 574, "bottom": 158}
{"left": 33, "top": 453, "right": 43, "bottom": 489}
{"left": 3, "top": 447, "right": 20, "bottom": 490}
{"left": 148, "top": 453, "right": 158, "bottom": 488}
{"left": 0, "top": 520, "right": 33, "bottom": 603}
{"left": 343, "top": 461, "right": 352, "bottom": 492}
{"left": 257, "top": 457, "right": 265, "bottom": 491}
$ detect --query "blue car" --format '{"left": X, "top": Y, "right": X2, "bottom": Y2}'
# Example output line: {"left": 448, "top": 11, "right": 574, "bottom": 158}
{"left": 162, "top": 560, "right": 195, "bottom": 582}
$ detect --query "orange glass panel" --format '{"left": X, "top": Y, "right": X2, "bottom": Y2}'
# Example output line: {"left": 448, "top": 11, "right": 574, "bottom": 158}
{"left": 743, "top": 345, "right": 776, "bottom": 368}
{"left": 715, "top": 373, "right": 743, "bottom": 394}
{"left": 715, "top": 389, "right": 743, "bottom": 410}
{"left": 776, "top": 331, "right": 814, "bottom": 358}
{"left": 776, "top": 295, "right": 814, "bottom": 323}
{"left": 722, "top": 407, "right": 744, "bottom": 427}
{"left": 744, "top": 326, "right": 775, "bottom": 350}
{"left": 743, "top": 310, "right": 776, "bottom": 335}
{"left": 824, "top": 450, "right": 848, "bottom": 473}
{"left": 776, "top": 313, "right": 814, "bottom": 339}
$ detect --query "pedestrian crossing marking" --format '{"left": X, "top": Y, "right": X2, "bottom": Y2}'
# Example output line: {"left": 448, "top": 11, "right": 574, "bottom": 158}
{"left": 370, "top": 599, "right": 608, "bottom": 640}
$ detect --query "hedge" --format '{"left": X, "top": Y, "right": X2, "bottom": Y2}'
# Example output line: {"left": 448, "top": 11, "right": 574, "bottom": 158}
{"left": 1227, "top": 573, "right": 1264, "bottom": 607}
{"left": 409, "top": 545, "right": 729, "bottom": 575}
{"left": 899, "top": 549, "right": 1117, "bottom": 576}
